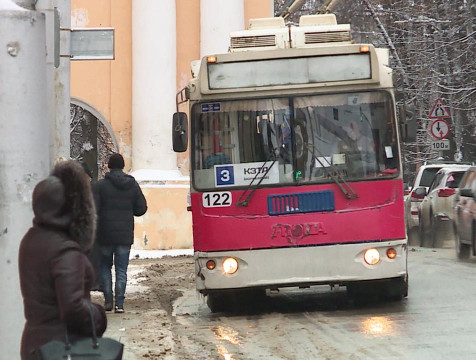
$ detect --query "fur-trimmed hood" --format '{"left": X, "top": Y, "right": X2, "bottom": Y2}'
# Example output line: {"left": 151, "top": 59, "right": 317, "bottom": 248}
{"left": 32, "top": 160, "right": 96, "bottom": 252}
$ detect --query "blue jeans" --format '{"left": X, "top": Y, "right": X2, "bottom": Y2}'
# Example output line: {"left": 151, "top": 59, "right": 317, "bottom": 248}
{"left": 99, "top": 245, "right": 131, "bottom": 307}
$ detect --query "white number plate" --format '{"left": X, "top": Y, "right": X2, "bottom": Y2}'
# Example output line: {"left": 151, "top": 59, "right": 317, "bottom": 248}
{"left": 202, "top": 192, "right": 232, "bottom": 208}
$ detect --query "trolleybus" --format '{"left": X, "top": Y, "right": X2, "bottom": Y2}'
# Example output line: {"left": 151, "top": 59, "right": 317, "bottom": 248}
{"left": 172, "top": 14, "right": 414, "bottom": 312}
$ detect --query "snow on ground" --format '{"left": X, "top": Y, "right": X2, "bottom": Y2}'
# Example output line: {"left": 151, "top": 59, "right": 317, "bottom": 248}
{"left": 130, "top": 248, "right": 193, "bottom": 260}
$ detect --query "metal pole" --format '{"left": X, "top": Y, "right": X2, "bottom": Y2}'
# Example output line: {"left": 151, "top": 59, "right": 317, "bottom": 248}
{"left": 0, "top": 0, "right": 49, "bottom": 356}
{"left": 36, "top": 0, "right": 72, "bottom": 166}
{"left": 316, "top": 0, "right": 344, "bottom": 14}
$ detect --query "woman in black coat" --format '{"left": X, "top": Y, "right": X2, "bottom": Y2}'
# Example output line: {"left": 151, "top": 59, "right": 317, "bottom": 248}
{"left": 19, "top": 160, "right": 107, "bottom": 360}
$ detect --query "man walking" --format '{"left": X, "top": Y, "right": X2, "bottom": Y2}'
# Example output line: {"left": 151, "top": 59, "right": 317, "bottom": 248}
{"left": 94, "top": 153, "right": 147, "bottom": 313}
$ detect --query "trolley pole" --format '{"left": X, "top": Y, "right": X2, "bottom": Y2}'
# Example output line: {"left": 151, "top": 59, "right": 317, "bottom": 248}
{"left": 0, "top": 0, "right": 49, "bottom": 357}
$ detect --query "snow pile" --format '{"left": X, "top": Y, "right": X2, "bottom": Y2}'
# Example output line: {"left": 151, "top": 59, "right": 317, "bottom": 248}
{"left": 130, "top": 248, "right": 193, "bottom": 259}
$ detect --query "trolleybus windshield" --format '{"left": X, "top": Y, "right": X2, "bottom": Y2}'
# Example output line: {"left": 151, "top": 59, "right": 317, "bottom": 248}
{"left": 192, "top": 90, "right": 398, "bottom": 190}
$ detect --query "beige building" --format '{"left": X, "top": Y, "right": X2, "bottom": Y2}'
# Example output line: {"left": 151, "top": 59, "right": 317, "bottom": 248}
{"left": 70, "top": 0, "right": 273, "bottom": 250}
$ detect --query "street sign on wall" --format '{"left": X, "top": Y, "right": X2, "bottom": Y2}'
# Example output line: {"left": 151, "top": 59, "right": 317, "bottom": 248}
{"left": 71, "top": 28, "right": 115, "bottom": 60}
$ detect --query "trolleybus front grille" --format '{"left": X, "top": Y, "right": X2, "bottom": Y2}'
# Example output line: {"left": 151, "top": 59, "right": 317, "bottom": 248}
{"left": 267, "top": 190, "right": 335, "bottom": 216}
{"left": 230, "top": 35, "right": 276, "bottom": 49}
{"left": 304, "top": 31, "right": 351, "bottom": 44}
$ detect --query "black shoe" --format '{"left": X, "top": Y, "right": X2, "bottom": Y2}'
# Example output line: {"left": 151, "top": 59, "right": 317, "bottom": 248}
{"left": 104, "top": 301, "right": 113, "bottom": 311}
{"left": 114, "top": 305, "right": 124, "bottom": 313}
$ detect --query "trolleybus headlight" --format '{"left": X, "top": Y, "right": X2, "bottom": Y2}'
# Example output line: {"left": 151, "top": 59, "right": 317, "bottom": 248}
{"left": 386, "top": 248, "right": 397, "bottom": 259}
{"left": 222, "top": 257, "right": 239, "bottom": 274}
{"left": 364, "top": 248, "right": 380, "bottom": 265}
{"left": 206, "top": 260, "right": 216, "bottom": 270}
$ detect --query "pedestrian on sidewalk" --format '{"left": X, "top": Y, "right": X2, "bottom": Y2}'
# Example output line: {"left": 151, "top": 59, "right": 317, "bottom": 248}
{"left": 19, "top": 160, "right": 107, "bottom": 360}
{"left": 94, "top": 153, "right": 147, "bottom": 313}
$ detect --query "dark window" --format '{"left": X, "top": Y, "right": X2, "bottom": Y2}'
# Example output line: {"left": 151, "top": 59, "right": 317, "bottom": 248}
{"left": 419, "top": 168, "right": 442, "bottom": 187}
{"left": 446, "top": 172, "right": 465, "bottom": 188}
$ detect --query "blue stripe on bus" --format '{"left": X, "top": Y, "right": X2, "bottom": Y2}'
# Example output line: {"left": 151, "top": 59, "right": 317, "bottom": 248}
{"left": 267, "top": 190, "right": 335, "bottom": 216}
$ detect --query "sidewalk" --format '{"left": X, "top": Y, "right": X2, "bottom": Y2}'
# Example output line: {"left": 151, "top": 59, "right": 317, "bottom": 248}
{"left": 92, "top": 248, "right": 194, "bottom": 359}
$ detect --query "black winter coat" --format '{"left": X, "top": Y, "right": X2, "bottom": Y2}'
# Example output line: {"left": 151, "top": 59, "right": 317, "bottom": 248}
{"left": 19, "top": 161, "right": 107, "bottom": 360}
{"left": 94, "top": 169, "right": 147, "bottom": 246}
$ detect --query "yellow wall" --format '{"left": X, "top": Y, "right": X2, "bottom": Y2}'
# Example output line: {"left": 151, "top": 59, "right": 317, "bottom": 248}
{"left": 71, "top": 0, "right": 272, "bottom": 250}
{"left": 134, "top": 187, "right": 192, "bottom": 250}
{"left": 71, "top": 0, "right": 133, "bottom": 168}
{"left": 175, "top": 0, "right": 200, "bottom": 176}
{"left": 245, "top": 0, "right": 273, "bottom": 26}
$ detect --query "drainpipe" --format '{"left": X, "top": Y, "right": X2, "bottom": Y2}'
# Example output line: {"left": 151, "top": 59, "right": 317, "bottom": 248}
{"left": 0, "top": 0, "right": 49, "bottom": 357}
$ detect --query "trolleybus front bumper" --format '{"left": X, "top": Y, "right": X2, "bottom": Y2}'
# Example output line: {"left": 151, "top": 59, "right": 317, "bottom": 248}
{"left": 194, "top": 239, "right": 407, "bottom": 293}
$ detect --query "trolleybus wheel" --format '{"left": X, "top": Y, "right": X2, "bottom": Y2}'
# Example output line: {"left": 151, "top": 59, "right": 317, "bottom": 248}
{"left": 207, "top": 289, "right": 267, "bottom": 313}
{"left": 206, "top": 291, "right": 231, "bottom": 313}
{"left": 347, "top": 276, "right": 407, "bottom": 303}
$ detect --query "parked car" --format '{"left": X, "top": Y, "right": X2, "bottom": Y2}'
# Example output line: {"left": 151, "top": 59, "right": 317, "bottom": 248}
{"left": 405, "top": 162, "right": 464, "bottom": 243}
{"left": 453, "top": 166, "right": 476, "bottom": 259}
{"left": 418, "top": 166, "right": 470, "bottom": 247}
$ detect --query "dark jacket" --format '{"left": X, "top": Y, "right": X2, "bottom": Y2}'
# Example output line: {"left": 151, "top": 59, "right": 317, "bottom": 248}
{"left": 19, "top": 161, "right": 107, "bottom": 360}
{"left": 94, "top": 169, "right": 147, "bottom": 246}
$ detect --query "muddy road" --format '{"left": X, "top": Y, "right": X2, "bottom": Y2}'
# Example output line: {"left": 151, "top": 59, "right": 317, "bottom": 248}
{"left": 97, "top": 247, "right": 476, "bottom": 359}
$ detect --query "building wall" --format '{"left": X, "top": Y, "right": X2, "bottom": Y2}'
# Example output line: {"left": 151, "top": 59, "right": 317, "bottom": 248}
{"left": 71, "top": 0, "right": 133, "bottom": 167}
{"left": 71, "top": 0, "right": 272, "bottom": 250}
{"left": 245, "top": 0, "right": 274, "bottom": 24}
{"left": 176, "top": 0, "right": 200, "bottom": 176}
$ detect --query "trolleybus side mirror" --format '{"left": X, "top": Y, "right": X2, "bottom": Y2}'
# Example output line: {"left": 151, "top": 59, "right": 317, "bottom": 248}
{"left": 398, "top": 104, "right": 416, "bottom": 143}
{"left": 172, "top": 112, "right": 188, "bottom": 152}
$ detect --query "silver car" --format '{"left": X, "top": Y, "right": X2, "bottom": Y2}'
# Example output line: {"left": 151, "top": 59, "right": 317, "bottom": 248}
{"left": 418, "top": 166, "right": 469, "bottom": 247}
{"left": 405, "top": 163, "right": 450, "bottom": 243}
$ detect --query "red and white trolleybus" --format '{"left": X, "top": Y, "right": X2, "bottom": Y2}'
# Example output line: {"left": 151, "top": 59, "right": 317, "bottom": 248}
{"left": 172, "top": 14, "right": 413, "bottom": 312}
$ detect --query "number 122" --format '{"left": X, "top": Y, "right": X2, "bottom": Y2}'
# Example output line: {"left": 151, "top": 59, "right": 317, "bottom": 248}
{"left": 202, "top": 192, "right": 232, "bottom": 208}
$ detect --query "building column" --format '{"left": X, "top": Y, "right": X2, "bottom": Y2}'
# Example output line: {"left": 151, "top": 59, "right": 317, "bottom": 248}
{"left": 0, "top": 0, "right": 48, "bottom": 356}
{"left": 132, "top": 0, "right": 176, "bottom": 171}
{"left": 200, "top": 0, "right": 245, "bottom": 56}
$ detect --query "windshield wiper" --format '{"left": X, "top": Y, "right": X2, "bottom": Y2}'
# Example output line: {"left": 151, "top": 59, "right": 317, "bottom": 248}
{"left": 236, "top": 159, "right": 277, "bottom": 207}
{"left": 307, "top": 144, "right": 358, "bottom": 199}
{"left": 236, "top": 120, "right": 283, "bottom": 207}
